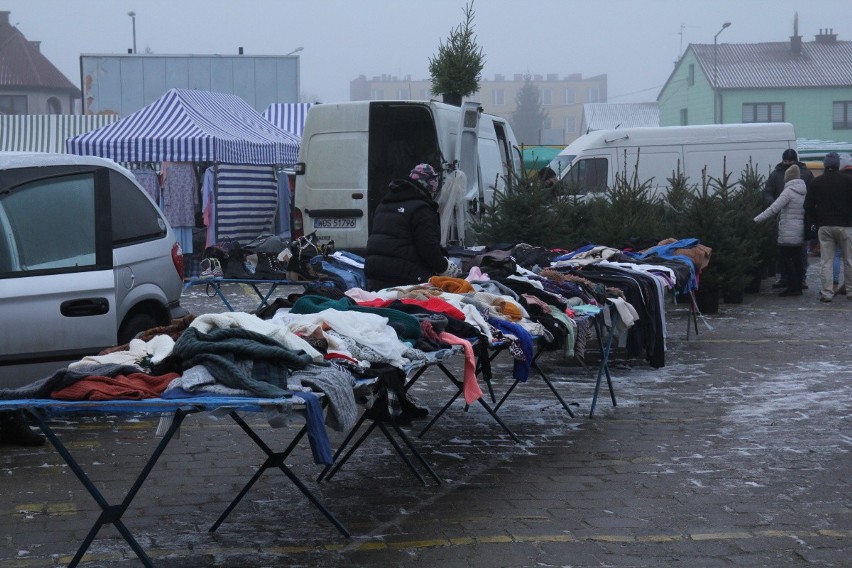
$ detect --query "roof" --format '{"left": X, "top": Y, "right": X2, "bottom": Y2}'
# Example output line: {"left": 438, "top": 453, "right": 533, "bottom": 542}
{"left": 0, "top": 14, "right": 78, "bottom": 93}
{"left": 796, "top": 138, "right": 852, "bottom": 161}
{"left": 66, "top": 88, "right": 301, "bottom": 165}
{"left": 581, "top": 103, "right": 659, "bottom": 132}
{"left": 263, "top": 103, "right": 312, "bottom": 138}
{"left": 0, "top": 114, "right": 118, "bottom": 152}
{"left": 690, "top": 39, "right": 852, "bottom": 89}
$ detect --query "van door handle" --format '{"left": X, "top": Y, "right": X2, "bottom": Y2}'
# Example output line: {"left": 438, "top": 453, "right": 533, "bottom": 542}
{"left": 351, "top": 192, "right": 364, "bottom": 199}
{"left": 61, "top": 298, "right": 110, "bottom": 317}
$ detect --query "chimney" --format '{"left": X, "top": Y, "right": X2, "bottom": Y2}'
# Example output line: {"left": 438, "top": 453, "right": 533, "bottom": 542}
{"left": 815, "top": 28, "right": 838, "bottom": 43}
{"left": 0, "top": 11, "right": 10, "bottom": 27}
{"left": 790, "top": 12, "right": 802, "bottom": 57}
{"left": 30, "top": 40, "right": 40, "bottom": 52}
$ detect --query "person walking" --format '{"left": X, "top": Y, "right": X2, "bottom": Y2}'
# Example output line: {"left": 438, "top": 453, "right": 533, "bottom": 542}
{"left": 803, "top": 152, "right": 852, "bottom": 303}
{"left": 754, "top": 164, "right": 808, "bottom": 296}
{"left": 763, "top": 149, "right": 814, "bottom": 290}
{"left": 365, "top": 163, "right": 461, "bottom": 290}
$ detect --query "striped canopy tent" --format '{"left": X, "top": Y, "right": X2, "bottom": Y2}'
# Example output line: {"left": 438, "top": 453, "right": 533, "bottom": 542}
{"left": 263, "top": 103, "right": 312, "bottom": 138}
{"left": 0, "top": 115, "right": 119, "bottom": 153}
{"left": 66, "top": 88, "right": 301, "bottom": 165}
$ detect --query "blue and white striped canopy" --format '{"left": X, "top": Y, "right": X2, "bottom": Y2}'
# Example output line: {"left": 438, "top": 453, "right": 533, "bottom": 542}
{"left": 263, "top": 103, "right": 312, "bottom": 138}
{"left": 66, "top": 88, "right": 301, "bottom": 165}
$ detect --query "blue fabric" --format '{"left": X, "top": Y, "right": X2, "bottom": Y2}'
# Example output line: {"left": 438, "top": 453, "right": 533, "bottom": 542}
{"left": 488, "top": 318, "right": 535, "bottom": 383}
{"left": 552, "top": 243, "right": 597, "bottom": 262}
{"left": 631, "top": 238, "right": 701, "bottom": 293}
{"left": 298, "top": 391, "right": 333, "bottom": 465}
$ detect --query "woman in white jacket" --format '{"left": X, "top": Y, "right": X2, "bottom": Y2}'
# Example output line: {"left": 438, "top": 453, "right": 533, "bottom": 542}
{"left": 754, "top": 164, "right": 808, "bottom": 296}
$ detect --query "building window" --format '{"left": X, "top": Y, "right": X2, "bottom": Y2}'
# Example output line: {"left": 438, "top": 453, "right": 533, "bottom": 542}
{"left": 492, "top": 89, "right": 505, "bottom": 105}
{"left": 688, "top": 64, "right": 695, "bottom": 86}
{"left": 564, "top": 88, "right": 575, "bottom": 105}
{"left": 680, "top": 108, "right": 688, "bottom": 125}
{"left": 832, "top": 101, "right": 852, "bottom": 129}
{"left": 46, "top": 97, "right": 62, "bottom": 114}
{"left": 0, "top": 95, "right": 27, "bottom": 115}
{"left": 564, "top": 116, "right": 576, "bottom": 133}
{"left": 370, "top": 89, "right": 384, "bottom": 99}
{"left": 395, "top": 88, "right": 409, "bottom": 100}
{"left": 742, "top": 103, "right": 784, "bottom": 122}
{"left": 586, "top": 87, "right": 599, "bottom": 102}
{"left": 541, "top": 89, "right": 552, "bottom": 106}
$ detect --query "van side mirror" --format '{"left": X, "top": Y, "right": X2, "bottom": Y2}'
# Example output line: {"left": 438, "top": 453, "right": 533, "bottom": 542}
{"left": 293, "top": 162, "right": 306, "bottom": 175}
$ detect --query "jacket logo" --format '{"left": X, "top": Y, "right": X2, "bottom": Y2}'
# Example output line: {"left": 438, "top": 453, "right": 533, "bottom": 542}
{"left": 397, "top": 207, "right": 405, "bottom": 213}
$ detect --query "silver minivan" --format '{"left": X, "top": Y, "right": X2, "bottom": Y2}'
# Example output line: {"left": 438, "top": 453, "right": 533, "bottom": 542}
{"left": 0, "top": 153, "right": 187, "bottom": 388}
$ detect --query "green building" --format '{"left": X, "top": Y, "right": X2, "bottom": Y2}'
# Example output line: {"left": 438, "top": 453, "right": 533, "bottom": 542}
{"left": 658, "top": 22, "right": 852, "bottom": 145}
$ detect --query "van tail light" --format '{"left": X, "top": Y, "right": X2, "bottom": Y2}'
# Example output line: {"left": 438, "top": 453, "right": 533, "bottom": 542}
{"left": 292, "top": 208, "right": 304, "bottom": 240}
{"left": 171, "top": 242, "right": 185, "bottom": 280}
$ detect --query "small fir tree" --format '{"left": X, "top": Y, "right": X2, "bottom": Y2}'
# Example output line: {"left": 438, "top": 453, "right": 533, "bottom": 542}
{"left": 428, "top": 1, "right": 485, "bottom": 101}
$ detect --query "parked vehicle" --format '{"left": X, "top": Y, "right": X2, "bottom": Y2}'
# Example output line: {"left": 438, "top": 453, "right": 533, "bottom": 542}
{"left": 0, "top": 152, "right": 187, "bottom": 388}
{"left": 552, "top": 123, "right": 797, "bottom": 196}
{"left": 292, "top": 100, "right": 521, "bottom": 252}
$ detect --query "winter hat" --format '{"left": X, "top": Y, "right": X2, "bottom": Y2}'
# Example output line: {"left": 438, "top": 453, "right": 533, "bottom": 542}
{"left": 838, "top": 153, "right": 852, "bottom": 171}
{"left": 784, "top": 164, "right": 800, "bottom": 183}
{"left": 409, "top": 163, "right": 440, "bottom": 195}
{"left": 782, "top": 148, "right": 798, "bottom": 162}
{"left": 824, "top": 152, "right": 841, "bottom": 171}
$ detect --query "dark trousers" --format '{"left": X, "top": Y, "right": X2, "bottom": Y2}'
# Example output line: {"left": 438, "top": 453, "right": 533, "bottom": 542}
{"left": 780, "top": 245, "right": 804, "bottom": 292}
{"left": 777, "top": 245, "right": 808, "bottom": 284}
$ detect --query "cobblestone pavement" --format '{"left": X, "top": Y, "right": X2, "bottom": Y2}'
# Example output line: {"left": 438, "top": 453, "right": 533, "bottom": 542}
{"left": 0, "top": 274, "right": 850, "bottom": 567}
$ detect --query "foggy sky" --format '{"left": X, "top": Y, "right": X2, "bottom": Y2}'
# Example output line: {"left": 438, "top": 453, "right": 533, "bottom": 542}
{"left": 6, "top": 0, "right": 851, "bottom": 107}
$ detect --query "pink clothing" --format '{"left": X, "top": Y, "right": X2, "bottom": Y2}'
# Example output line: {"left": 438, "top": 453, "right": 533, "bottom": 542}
{"left": 437, "top": 332, "right": 482, "bottom": 405}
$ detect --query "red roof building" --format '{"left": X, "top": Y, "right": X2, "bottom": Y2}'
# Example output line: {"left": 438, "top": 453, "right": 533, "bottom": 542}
{"left": 0, "top": 10, "right": 79, "bottom": 115}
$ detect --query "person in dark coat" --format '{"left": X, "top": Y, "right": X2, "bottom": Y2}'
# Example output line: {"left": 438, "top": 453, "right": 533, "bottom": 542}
{"left": 365, "top": 164, "right": 460, "bottom": 290}
{"left": 803, "top": 152, "right": 852, "bottom": 302}
{"left": 762, "top": 148, "right": 814, "bottom": 290}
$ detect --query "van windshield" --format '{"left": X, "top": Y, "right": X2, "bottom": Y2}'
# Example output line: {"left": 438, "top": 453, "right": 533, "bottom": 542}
{"left": 549, "top": 155, "right": 575, "bottom": 178}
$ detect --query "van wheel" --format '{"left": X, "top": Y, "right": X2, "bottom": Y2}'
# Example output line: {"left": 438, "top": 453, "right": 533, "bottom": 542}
{"left": 118, "top": 313, "right": 159, "bottom": 345}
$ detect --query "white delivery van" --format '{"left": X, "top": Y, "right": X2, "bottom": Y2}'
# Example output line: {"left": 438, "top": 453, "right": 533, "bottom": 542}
{"left": 292, "top": 100, "right": 521, "bottom": 252}
{"left": 552, "top": 123, "right": 796, "bottom": 196}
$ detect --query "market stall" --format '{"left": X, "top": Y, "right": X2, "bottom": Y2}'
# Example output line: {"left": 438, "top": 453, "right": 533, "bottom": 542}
{"left": 66, "top": 88, "right": 302, "bottom": 254}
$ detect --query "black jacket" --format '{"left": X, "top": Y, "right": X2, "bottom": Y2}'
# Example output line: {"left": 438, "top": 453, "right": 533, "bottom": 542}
{"left": 762, "top": 161, "right": 814, "bottom": 206}
{"left": 365, "top": 179, "right": 447, "bottom": 289}
{"left": 804, "top": 170, "right": 852, "bottom": 228}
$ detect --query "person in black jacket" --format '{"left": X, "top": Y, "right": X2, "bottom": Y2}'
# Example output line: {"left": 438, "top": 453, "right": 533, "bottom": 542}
{"left": 762, "top": 149, "right": 814, "bottom": 290}
{"left": 804, "top": 152, "right": 852, "bottom": 302}
{"left": 365, "top": 163, "right": 460, "bottom": 290}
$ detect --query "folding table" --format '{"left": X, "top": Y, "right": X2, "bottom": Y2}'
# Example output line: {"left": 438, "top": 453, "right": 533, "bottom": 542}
{"left": 183, "top": 277, "right": 314, "bottom": 312}
{"left": 317, "top": 349, "right": 474, "bottom": 485}
{"left": 489, "top": 307, "right": 619, "bottom": 419}
{"left": 0, "top": 395, "right": 348, "bottom": 568}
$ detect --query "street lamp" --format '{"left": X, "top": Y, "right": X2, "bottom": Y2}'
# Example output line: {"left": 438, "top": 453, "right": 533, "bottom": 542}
{"left": 713, "top": 21, "right": 731, "bottom": 124}
{"left": 128, "top": 11, "right": 137, "bottom": 54}
{"left": 285, "top": 46, "right": 304, "bottom": 56}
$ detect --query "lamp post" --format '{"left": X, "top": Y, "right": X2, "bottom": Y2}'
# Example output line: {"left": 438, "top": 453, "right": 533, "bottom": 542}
{"left": 285, "top": 46, "right": 304, "bottom": 56}
{"left": 713, "top": 21, "right": 731, "bottom": 124}
{"left": 128, "top": 11, "right": 137, "bottom": 54}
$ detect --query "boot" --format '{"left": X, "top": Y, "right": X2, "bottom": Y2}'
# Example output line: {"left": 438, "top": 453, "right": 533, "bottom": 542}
{"left": 253, "top": 252, "right": 291, "bottom": 280}
{"left": 0, "top": 410, "right": 45, "bottom": 447}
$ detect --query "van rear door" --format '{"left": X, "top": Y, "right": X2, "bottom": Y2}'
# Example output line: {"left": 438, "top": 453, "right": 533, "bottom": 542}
{"left": 296, "top": 104, "right": 370, "bottom": 250}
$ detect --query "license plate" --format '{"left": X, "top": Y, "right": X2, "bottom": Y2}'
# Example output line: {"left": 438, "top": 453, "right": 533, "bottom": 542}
{"left": 313, "top": 217, "right": 356, "bottom": 229}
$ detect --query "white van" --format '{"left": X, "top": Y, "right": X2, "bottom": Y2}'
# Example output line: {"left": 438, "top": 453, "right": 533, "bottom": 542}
{"left": 292, "top": 100, "right": 521, "bottom": 252}
{"left": 552, "top": 123, "right": 796, "bottom": 196}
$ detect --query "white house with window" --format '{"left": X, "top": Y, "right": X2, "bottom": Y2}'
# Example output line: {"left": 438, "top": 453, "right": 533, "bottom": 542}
{"left": 657, "top": 20, "right": 852, "bottom": 145}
